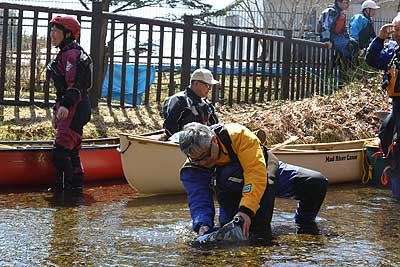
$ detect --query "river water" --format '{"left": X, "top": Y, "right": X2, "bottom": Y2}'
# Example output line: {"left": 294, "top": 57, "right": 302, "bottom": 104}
{"left": 0, "top": 181, "right": 399, "bottom": 267}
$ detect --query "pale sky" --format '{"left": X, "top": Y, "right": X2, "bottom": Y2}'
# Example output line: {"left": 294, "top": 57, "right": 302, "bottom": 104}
{"left": 5, "top": 0, "right": 235, "bottom": 10}
{"left": 205, "top": 0, "right": 234, "bottom": 9}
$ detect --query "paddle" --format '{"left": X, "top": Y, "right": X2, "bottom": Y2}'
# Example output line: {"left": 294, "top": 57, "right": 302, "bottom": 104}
{"left": 269, "top": 136, "right": 299, "bottom": 152}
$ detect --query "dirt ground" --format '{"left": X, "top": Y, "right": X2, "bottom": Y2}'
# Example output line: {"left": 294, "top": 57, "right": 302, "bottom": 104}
{"left": 0, "top": 75, "right": 391, "bottom": 145}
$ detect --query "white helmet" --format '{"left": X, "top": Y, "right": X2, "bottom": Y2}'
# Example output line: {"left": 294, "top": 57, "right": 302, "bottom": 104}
{"left": 361, "top": 0, "right": 380, "bottom": 10}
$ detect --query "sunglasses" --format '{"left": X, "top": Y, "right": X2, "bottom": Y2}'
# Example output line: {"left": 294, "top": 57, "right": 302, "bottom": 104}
{"left": 187, "top": 140, "right": 213, "bottom": 164}
{"left": 197, "top": 80, "right": 212, "bottom": 90}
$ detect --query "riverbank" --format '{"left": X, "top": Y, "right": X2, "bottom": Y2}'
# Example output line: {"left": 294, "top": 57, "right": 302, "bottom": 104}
{"left": 0, "top": 75, "right": 390, "bottom": 144}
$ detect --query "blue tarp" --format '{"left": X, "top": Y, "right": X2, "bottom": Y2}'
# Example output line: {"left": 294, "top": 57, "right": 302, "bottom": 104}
{"left": 102, "top": 64, "right": 156, "bottom": 105}
{"left": 102, "top": 64, "right": 310, "bottom": 105}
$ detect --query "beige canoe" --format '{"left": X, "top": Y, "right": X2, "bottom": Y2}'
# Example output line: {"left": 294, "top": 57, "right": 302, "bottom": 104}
{"left": 119, "top": 133, "right": 186, "bottom": 195}
{"left": 119, "top": 133, "right": 374, "bottom": 195}
{"left": 273, "top": 138, "right": 374, "bottom": 184}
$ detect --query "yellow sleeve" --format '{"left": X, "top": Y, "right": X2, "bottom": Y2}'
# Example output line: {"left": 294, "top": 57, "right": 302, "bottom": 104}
{"left": 226, "top": 123, "right": 267, "bottom": 215}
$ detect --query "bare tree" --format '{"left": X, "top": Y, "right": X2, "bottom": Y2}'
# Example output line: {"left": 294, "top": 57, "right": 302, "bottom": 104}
{"left": 232, "top": 0, "right": 326, "bottom": 36}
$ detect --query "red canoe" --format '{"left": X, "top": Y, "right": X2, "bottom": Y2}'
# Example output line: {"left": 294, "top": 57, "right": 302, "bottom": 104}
{"left": 0, "top": 138, "right": 125, "bottom": 187}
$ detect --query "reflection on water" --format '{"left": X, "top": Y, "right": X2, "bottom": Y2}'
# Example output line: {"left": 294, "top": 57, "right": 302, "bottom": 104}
{"left": 1, "top": 182, "right": 400, "bottom": 266}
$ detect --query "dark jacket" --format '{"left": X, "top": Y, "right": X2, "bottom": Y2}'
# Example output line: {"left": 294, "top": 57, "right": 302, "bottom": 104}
{"left": 47, "top": 41, "right": 92, "bottom": 135}
{"left": 162, "top": 87, "right": 218, "bottom": 137}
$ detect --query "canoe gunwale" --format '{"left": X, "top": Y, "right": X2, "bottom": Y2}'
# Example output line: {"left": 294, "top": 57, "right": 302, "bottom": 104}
{"left": 274, "top": 148, "right": 363, "bottom": 154}
{"left": 119, "top": 133, "right": 179, "bottom": 148}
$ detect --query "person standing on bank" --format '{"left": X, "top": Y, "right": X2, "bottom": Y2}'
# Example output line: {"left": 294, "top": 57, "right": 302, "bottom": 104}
{"left": 161, "top": 68, "right": 219, "bottom": 140}
{"left": 178, "top": 122, "right": 328, "bottom": 244}
{"left": 365, "top": 13, "right": 400, "bottom": 198}
{"left": 47, "top": 15, "right": 92, "bottom": 191}
{"left": 349, "top": 0, "right": 380, "bottom": 53}
{"left": 319, "top": 0, "right": 354, "bottom": 63}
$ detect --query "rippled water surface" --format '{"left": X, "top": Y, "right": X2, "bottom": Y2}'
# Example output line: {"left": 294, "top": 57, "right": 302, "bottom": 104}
{"left": 1, "top": 182, "right": 399, "bottom": 266}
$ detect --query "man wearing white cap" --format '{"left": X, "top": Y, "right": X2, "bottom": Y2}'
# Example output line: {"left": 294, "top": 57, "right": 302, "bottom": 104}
{"left": 350, "top": 0, "right": 380, "bottom": 51}
{"left": 161, "top": 68, "right": 219, "bottom": 140}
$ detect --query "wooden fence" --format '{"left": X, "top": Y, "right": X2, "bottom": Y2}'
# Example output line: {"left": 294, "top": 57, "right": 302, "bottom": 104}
{"left": 0, "top": 2, "right": 338, "bottom": 108}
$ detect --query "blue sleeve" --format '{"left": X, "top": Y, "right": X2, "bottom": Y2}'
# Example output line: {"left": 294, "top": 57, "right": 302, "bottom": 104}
{"left": 349, "top": 14, "right": 367, "bottom": 41}
{"left": 180, "top": 166, "right": 215, "bottom": 232}
{"left": 365, "top": 38, "right": 395, "bottom": 71}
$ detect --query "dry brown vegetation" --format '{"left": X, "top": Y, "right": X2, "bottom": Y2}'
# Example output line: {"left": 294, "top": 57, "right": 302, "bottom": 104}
{"left": 0, "top": 75, "right": 390, "bottom": 145}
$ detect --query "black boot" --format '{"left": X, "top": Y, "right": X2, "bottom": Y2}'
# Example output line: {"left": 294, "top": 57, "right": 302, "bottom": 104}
{"left": 296, "top": 221, "right": 320, "bottom": 235}
{"left": 71, "top": 149, "right": 84, "bottom": 190}
{"left": 54, "top": 171, "right": 64, "bottom": 192}
{"left": 249, "top": 221, "right": 273, "bottom": 246}
{"left": 53, "top": 144, "right": 73, "bottom": 190}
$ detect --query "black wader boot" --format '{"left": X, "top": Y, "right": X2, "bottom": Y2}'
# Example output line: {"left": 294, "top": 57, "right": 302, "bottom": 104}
{"left": 71, "top": 149, "right": 84, "bottom": 190}
{"left": 53, "top": 144, "right": 73, "bottom": 191}
{"left": 293, "top": 168, "right": 328, "bottom": 235}
{"left": 249, "top": 178, "right": 275, "bottom": 246}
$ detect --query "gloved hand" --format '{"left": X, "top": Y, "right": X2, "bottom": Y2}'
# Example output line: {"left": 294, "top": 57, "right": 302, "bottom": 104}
{"left": 56, "top": 106, "right": 69, "bottom": 121}
{"left": 235, "top": 211, "right": 251, "bottom": 237}
{"left": 198, "top": 225, "right": 210, "bottom": 236}
{"left": 51, "top": 114, "right": 57, "bottom": 129}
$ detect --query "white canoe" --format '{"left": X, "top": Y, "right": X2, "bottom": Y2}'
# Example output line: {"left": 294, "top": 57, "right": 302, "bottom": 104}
{"left": 119, "top": 133, "right": 186, "bottom": 195}
{"left": 119, "top": 133, "right": 374, "bottom": 195}
{"left": 273, "top": 138, "right": 374, "bottom": 184}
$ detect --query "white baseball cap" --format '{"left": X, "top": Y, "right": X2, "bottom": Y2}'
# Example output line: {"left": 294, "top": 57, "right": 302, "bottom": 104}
{"left": 361, "top": 0, "right": 380, "bottom": 10}
{"left": 190, "top": 69, "right": 219, "bottom": 85}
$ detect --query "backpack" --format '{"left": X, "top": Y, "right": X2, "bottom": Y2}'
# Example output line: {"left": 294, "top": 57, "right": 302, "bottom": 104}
{"left": 317, "top": 7, "right": 338, "bottom": 37}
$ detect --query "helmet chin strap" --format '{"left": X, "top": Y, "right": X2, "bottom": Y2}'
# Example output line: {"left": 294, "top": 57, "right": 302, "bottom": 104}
{"left": 56, "top": 32, "right": 74, "bottom": 48}
{"left": 363, "top": 8, "right": 371, "bottom": 18}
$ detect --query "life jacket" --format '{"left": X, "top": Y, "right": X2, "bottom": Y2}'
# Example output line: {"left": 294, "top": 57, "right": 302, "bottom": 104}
{"left": 358, "top": 21, "right": 375, "bottom": 49}
{"left": 384, "top": 46, "right": 400, "bottom": 97}
{"left": 162, "top": 89, "right": 218, "bottom": 133}
{"left": 46, "top": 42, "right": 93, "bottom": 101}
{"left": 334, "top": 12, "right": 347, "bottom": 35}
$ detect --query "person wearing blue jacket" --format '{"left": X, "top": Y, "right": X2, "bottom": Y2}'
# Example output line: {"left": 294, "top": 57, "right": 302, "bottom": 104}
{"left": 319, "top": 0, "right": 353, "bottom": 62}
{"left": 350, "top": 0, "right": 380, "bottom": 52}
{"left": 178, "top": 122, "right": 328, "bottom": 245}
{"left": 365, "top": 13, "right": 400, "bottom": 198}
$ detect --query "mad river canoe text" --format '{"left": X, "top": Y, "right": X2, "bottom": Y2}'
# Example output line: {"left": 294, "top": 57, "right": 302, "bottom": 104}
{"left": 326, "top": 154, "right": 358, "bottom": 162}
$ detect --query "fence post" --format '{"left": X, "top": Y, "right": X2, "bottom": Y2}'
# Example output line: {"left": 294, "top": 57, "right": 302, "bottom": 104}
{"left": 89, "top": 1, "right": 104, "bottom": 108}
{"left": 180, "top": 15, "right": 193, "bottom": 91}
{"left": 281, "top": 30, "right": 292, "bottom": 100}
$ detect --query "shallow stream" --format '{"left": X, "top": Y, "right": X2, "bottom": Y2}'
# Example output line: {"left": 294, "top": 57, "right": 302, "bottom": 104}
{"left": 0, "top": 182, "right": 399, "bottom": 266}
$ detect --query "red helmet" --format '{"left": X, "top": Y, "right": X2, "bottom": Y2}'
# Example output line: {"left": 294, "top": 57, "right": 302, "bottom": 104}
{"left": 50, "top": 15, "right": 80, "bottom": 39}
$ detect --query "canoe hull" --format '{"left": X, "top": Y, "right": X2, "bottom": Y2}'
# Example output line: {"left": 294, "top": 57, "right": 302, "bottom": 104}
{"left": 120, "top": 134, "right": 371, "bottom": 195}
{"left": 0, "top": 138, "right": 124, "bottom": 187}
{"left": 274, "top": 139, "right": 371, "bottom": 183}
{"left": 274, "top": 149, "right": 362, "bottom": 183}
{"left": 120, "top": 134, "right": 186, "bottom": 195}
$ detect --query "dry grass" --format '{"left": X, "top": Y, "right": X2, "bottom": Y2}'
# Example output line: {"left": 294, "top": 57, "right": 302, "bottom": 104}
{"left": 0, "top": 74, "right": 390, "bottom": 144}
